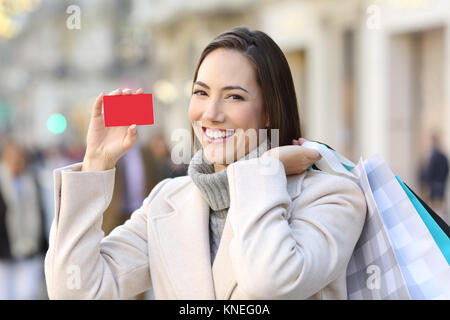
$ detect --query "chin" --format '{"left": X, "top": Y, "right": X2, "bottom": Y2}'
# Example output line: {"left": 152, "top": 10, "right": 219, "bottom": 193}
{"left": 202, "top": 143, "right": 236, "bottom": 165}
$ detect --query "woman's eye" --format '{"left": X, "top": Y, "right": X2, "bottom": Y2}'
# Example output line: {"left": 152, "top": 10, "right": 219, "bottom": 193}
{"left": 227, "top": 94, "right": 244, "bottom": 100}
{"left": 193, "top": 90, "right": 207, "bottom": 96}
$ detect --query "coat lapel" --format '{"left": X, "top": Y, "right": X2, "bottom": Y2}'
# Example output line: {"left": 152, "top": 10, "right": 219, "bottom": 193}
{"left": 151, "top": 179, "right": 215, "bottom": 299}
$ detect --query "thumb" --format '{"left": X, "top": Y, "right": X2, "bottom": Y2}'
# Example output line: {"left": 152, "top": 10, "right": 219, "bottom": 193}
{"left": 123, "top": 124, "right": 138, "bottom": 150}
{"left": 306, "top": 148, "right": 321, "bottom": 161}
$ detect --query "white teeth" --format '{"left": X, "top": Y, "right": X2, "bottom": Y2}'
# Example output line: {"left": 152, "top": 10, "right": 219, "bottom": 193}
{"left": 205, "top": 128, "right": 234, "bottom": 140}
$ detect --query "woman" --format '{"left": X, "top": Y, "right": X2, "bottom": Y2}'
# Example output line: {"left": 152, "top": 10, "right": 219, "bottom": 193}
{"left": 45, "top": 26, "right": 366, "bottom": 299}
{"left": 0, "top": 140, "right": 44, "bottom": 299}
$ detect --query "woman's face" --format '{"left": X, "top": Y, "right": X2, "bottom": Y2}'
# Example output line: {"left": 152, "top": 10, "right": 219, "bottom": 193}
{"left": 188, "top": 48, "right": 268, "bottom": 166}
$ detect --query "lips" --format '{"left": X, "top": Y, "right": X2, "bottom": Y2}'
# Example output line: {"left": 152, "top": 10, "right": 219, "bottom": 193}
{"left": 202, "top": 126, "right": 235, "bottom": 144}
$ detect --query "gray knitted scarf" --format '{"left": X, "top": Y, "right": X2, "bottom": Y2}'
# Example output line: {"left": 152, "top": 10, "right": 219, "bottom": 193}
{"left": 188, "top": 139, "right": 270, "bottom": 264}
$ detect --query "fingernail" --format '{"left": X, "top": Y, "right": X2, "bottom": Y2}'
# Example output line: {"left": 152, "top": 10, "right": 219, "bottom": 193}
{"left": 130, "top": 124, "right": 137, "bottom": 130}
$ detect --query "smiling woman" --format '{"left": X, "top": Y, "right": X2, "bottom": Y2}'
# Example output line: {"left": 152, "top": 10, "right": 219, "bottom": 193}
{"left": 44, "top": 26, "right": 367, "bottom": 300}
{"left": 189, "top": 27, "right": 302, "bottom": 168}
{"left": 189, "top": 48, "right": 267, "bottom": 168}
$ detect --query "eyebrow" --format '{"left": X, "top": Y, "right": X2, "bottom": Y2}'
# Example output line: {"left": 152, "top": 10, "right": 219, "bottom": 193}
{"left": 194, "top": 81, "right": 249, "bottom": 94}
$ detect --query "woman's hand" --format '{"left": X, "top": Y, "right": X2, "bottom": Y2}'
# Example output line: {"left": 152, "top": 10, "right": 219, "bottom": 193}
{"left": 82, "top": 88, "right": 143, "bottom": 171}
{"left": 261, "top": 138, "right": 321, "bottom": 176}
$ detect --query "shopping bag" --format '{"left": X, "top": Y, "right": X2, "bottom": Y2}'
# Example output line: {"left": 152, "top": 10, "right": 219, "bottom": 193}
{"left": 302, "top": 141, "right": 450, "bottom": 299}
{"left": 403, "top": 182, "right": 450, "bottom": 238}
{"left": 364, "top": 154, "right": 450, "bottom": 299}
{"left": 346, "top": 158, "right": 411, "bottom": 299}
{"left": 397, "top": 177, "right": 450, "bottom": 264}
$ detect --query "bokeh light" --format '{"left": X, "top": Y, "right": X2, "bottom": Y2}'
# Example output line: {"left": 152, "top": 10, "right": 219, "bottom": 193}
{"left": 152, "top": 80, "right": 177, "bottom": 104}
{"left": 46, "top": 113, "right": 67, "bottom": 135}
{"left": 0, "top": 0, "right": 41, "bottom": 39}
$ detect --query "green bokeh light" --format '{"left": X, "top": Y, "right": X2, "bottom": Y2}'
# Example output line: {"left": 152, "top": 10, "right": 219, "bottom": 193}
{"left": 47, "top": 113, "right": 67, "bottom": 135}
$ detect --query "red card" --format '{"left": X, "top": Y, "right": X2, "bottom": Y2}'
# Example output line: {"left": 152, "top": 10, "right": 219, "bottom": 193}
{"left": 103, "top": 94, "right": 154, "bottom": 127}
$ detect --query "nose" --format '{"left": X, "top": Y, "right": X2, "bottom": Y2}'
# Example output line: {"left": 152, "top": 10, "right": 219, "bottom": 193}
{"left": 203, "top": 98, "right": 225, "bottom": 123}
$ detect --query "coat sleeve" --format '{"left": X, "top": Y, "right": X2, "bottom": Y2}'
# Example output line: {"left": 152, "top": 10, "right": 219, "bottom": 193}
{"left": 44, "top": 162, "right": 170, "bottom": 299}
{"left": 226, "top": 157, "right": 367, "bottom": 299}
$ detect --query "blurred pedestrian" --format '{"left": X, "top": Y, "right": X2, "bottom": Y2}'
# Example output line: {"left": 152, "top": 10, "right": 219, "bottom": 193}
{"left": 36, "top": 144, "right": 71, "bottom": 242}
{"left": 139, "top": 134, "right": 185, "bottom": 300}
{"left": 425, "top": 134, "right": 449, "bottom": 218}
{"left": 142, "top": 133, "right": 186, "bottom": 197}
{"left": 101, "top": 157, "right": 127, "bottom": 236}
{"left": 123, "top": 142, "right": 146, "bottom": 215}
{"left": 101, "top": 143, "right": 145, "bottom": 236}
{"left": 0, "top": 139, "right": 45, "bottom": 299}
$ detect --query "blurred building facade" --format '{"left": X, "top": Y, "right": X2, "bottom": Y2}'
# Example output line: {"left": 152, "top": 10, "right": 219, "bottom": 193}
{"left": 138, "top": 0, "right": 450, "bottom": 208}
{"left": 1, "top": 0, "right": 450, "bottom": 213}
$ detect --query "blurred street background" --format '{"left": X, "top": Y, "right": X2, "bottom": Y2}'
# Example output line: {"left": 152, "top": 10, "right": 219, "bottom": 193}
{"left": 0, "top": 0, "right": 449, "bottom": 299}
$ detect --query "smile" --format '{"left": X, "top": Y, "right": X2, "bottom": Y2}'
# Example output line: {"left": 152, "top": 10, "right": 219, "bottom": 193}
{"left": 202, "top": 127, "right": 235, "bottom": 144}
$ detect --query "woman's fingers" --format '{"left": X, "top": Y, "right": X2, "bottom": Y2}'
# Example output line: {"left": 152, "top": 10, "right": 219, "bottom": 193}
{"left": 293, "top": 144, "right": 320, "bottom": 162}
{"left": 92, "top": 88, "right": 122, "bottom": 118}
{"left": 123, "top": 88, "right": 145, "bottom": 95}
{"left": 292, "top": 137, "right": 308, "bottom": 146}
{"left": 296, "top": 138, "right": 321, "bottom": 160}
{"left": 109, "top": 87, "right": 144, "bottom": 95}
{"left": 91, "top": 86, "right": 144, "bottom": 121}
{"left": 303, "top": 147, "right": 321, "bottom": 161}
{"left": 92, "top": 92, "right": 105, "bottom": 117}
{"left": 108, "top": 88, "right": 123, "bottom": 96}
{"left": 122, "top": 124, "right": 139, "bottom": 150}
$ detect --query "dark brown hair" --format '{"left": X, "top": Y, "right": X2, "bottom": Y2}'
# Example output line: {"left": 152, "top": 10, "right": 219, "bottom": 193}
{"left": 191, "top": 26, "right": 302, "bottom": 150}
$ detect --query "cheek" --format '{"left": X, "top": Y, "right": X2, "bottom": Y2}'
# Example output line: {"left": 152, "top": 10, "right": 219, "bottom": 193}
{"left": 231, "top": 104, "right": 264, "bottom": 130}
{"left": 188, "top": 99, "right": 204, "bottom": 143}
{"left": 188, "top": 98, "right": 202, "bottom": 122}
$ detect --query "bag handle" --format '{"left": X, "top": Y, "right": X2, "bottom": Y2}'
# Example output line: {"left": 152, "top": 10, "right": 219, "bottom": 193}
{"left": 301, "top": 141, "right": 359, "bottom": 181}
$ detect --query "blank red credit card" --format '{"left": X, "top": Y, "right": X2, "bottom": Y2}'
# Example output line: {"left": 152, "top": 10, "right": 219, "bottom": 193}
{"left": 103, "top": 94, "right": 154, "bottom": 127}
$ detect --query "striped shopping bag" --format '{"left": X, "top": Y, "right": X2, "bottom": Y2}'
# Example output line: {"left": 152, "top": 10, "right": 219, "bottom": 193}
{"left": 302, "top": 141, "right": 450, "bottom": 300}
